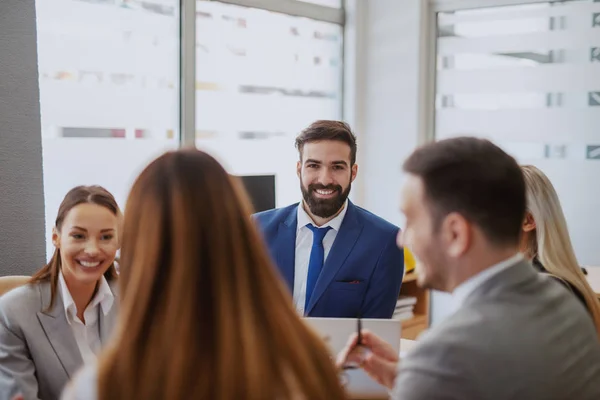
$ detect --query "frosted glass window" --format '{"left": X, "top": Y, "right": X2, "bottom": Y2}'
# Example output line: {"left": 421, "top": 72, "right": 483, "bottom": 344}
{"left": 434, "top": 0, "right": 600, "bottom": 265}
{"left": 195, "top": 1, "right": 343, "bottom": 207}
{"left": 298, "top": 0, "right": 342, "bottom": 7}
{"left": 36, "top": 0, "right": 180, "bottom": 257}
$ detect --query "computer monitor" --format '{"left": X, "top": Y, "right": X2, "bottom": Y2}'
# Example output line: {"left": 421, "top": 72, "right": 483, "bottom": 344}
{"left": 238, "top": 175, "right": 276, "bottom": 213}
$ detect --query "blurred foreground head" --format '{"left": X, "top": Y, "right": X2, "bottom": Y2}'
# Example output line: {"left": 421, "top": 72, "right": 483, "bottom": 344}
{"left": 399, "top": 137, "right": 525, "bottom": 292}
{"left": 97, "top": 148, "right": 346, "bottom": 400}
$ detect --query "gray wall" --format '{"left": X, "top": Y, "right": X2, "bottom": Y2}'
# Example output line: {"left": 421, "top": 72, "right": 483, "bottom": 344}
{"left": 0, "top": 0, "right": 46, "bottom": 275}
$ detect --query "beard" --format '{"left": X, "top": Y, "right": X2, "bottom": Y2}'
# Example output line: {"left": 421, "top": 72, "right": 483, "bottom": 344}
{"left": 412, "top": 237, "right": 448, "bottom": 292}
{"left": 301, "top": 181, "right": 351, "bottom": 219}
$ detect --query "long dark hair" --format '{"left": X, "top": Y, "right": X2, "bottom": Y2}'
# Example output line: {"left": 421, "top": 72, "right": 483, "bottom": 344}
{"left": 98, "top": 149, "right": 346, "bottom": 400}
{"left": 30, "top": 185, "right": 120, "bottom": 309}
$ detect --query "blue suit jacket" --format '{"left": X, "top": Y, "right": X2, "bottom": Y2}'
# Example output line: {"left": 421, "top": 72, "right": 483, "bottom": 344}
{"left": 254, "top": 201, "right": 404, "bottom": 318}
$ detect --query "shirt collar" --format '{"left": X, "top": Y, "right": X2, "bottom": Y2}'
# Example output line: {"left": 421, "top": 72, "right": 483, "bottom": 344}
{"left": 297, "top": 199, "right": 348, "bottom": 232}
{"left": 452, "top": 253, "right": 523, "bottom": 310}
{"left": 58, "top": 271, "right": 114, "bottom": 324}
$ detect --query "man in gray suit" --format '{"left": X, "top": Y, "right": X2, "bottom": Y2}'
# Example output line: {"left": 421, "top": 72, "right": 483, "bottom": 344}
{"left": 338, "top": 137, "right": 600, "bottom": 399}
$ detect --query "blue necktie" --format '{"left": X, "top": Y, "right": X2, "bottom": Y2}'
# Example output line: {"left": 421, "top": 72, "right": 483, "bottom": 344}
{"left": 305, "top": 224, "right": 332, "bottom": 311}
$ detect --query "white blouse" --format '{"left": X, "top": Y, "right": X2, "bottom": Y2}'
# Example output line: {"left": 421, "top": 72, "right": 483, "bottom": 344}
{"left": 60, "top": 363, "right": 98, "bottom": 400}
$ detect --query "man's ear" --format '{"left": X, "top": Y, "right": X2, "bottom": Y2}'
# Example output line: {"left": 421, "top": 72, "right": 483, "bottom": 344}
{"left": 297, "top": 160, "right": 301, "bottom": 178}
{"left": 442, "top": 213, "right": 470, "bottom": 258}
{"left": 522, "top": 212, "right": 536, "bottom": 233}
{"left": 51, "top": 227, "right": 60, "bottom": 249}
{"left": 350, "top": 164, "right": 358, "bottom": 182}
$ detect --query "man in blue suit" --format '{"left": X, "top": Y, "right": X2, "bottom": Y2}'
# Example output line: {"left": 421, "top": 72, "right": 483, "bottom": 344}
{"left": 254, "top": 120, "right": 404, "bottom": 318}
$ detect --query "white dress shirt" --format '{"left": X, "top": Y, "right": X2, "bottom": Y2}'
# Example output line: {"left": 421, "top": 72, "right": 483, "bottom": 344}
{"left": 60, "top": 363, "right": 98, "bottom": 400}
{"left": 293, "top": 200, "right": 348, "bottom": 314}
{"left": 452, "top": 253, "right": 523, "bottom": 312}
{"left": 58, "top": 272, "right": 114, "bottom": 364}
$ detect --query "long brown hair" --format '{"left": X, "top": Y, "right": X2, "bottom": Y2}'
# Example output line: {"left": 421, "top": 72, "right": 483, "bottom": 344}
{"left": 97, "top": 149, "right": 346, "bottom": 400}
{"left": 521, "top": 165, "right": 600, "bottom": 337}
{"left": 30, "top": 185, "right": 120, "bottom": 309}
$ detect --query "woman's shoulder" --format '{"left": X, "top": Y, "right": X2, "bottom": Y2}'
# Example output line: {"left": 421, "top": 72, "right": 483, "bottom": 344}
{"left": 543, "top": 273, "right": 588, "bottom": 308}
{"left": 0, "top": 281, "right": 46, "bottom": 319}
{"left": 61, "top": 363, "right": 98, "bottom": 400}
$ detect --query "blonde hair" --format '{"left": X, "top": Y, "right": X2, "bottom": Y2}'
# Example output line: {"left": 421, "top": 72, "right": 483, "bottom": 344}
{"left": 521, "top": 165, "right": 600, "bottom": 336}
{"left": 97, "top": 149, "right": 346, "bottom": 400}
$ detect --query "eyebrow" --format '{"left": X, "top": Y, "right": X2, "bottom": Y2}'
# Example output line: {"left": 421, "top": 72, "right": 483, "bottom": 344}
{"left": 72, "top": 226, "right": 115, "bottom": 233}
{"left": 331, "top": 160, "right": 349, "bottom": 167}
{"left": 305, "top": 159, "right": 322, "bottom": 165}
{"left": 305, "top": 159, "right": 349, "bottom": 167}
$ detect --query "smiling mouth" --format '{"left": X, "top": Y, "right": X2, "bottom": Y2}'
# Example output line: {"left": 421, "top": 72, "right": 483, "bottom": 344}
{"left": 314, "top": 188, "right": 337, "bottom": 196}
{"left": 76, "top": 260, "right": 103, "bottom": 269}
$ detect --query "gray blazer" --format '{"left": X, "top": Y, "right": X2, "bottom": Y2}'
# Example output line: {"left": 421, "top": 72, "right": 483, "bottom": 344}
{"left": 0, "top": 280, "right": 119, "bottom": 400}
{"left": 393, "top": 260, "right": 600, "bottom": 400}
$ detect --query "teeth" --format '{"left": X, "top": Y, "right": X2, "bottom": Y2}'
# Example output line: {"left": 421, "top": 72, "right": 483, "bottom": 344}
{"left": 316, "top": 189, "right": 334, "bottom": 195}
{"left": 79, "top": 260, "right": 100, "bottom": 268}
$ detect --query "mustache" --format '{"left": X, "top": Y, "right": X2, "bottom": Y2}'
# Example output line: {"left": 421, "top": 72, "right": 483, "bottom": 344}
{"left": 308, "top": 184, "right": 342, "bottom": 193}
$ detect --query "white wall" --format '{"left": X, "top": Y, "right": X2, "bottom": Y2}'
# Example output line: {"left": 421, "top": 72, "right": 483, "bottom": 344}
{"left": 346, "top": 0, "right": 424, "bottom": 227}
{"left": 345, "top": 0, "right": 463, "bottom": 326}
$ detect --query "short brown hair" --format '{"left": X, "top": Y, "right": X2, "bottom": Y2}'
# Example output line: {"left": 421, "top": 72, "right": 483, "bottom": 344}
{"left": 403, "top": 137, "right": 526, "bottom": 246}
{"left": 295, "top": 120, "right": 357, "bottom": 165}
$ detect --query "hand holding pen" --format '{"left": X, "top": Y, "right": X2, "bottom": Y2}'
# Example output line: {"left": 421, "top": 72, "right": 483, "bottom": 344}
{"left": 336, "top": 319, "right": 400, "bottom": 389}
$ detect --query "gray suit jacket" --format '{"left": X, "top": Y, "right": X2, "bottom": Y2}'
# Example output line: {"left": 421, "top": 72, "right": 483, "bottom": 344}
{"left": 393, "top": 260, "right": 600, "bottom": 400}
{"left": 0, "top": 280, "right": 119, "bottom": 400}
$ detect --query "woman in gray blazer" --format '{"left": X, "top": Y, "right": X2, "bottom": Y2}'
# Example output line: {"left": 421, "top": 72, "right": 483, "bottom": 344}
{"left": 0, "top": 186, "right": 121, "bottom": 400}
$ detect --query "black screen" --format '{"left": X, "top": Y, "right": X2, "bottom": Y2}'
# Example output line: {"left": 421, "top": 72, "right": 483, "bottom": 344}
{"left": 238, "top": 175, "right": 276, "bottom": 213}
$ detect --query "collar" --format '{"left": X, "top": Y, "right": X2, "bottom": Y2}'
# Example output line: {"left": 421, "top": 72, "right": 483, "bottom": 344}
{"left": 452, "top": 253, "right": 523, "bottom": 309}
{"left": 58, "top": 271, "right": 114, "bottom": 324}
{"left": 297, "top": 199, "right": 348, "bottom": 232}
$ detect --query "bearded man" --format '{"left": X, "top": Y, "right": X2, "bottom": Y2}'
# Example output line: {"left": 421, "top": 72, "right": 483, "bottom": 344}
{"left": 254, "top": 120, "right": 404, "bottom": 318}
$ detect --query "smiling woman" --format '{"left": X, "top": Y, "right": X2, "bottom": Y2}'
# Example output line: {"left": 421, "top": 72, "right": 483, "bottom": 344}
{"left": 0, "top": 186, "right": 121, "bottom": 400}
{"left": 31, "top": 186, "right": 120, "bottom": 311}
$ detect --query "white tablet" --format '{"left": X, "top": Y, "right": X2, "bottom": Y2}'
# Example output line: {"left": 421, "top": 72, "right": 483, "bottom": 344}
{"left": 304, "top": 318, "right": 401, "bottom": 399}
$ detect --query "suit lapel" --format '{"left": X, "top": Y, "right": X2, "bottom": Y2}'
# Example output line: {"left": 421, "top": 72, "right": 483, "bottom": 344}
{"left": 306, "top": 201, "right": 363, "bottom": 314}
{"left": 36, "top": 282, "right": 83, "bottom": 378}
{"left": 275, "top": 207, "right": 298, "bottom": 292}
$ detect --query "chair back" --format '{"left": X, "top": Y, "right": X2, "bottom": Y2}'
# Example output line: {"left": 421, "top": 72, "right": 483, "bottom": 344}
{"left": 0, "top": 276, "right": 30, "bottom": 297}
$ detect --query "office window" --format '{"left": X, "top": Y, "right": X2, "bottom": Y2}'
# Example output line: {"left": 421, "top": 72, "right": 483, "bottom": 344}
{"left": 434, "top": 0, "right": 600, "bottom": 265}
{"left": 36, "top": 0, "right": 179, "bottom": 256}
{"left": 298, "top": 0, "right": 342, "bottom": 7}
{"left": 195, "top": 1, "right": 344, "bottom": 207}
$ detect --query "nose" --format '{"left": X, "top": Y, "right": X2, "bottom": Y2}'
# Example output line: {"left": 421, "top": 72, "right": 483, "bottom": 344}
{"left": 317, "top": 168, "right": 335, "bottom": 186}
{"left": 84, "top": 240, "right": 100, "bottom": 257}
